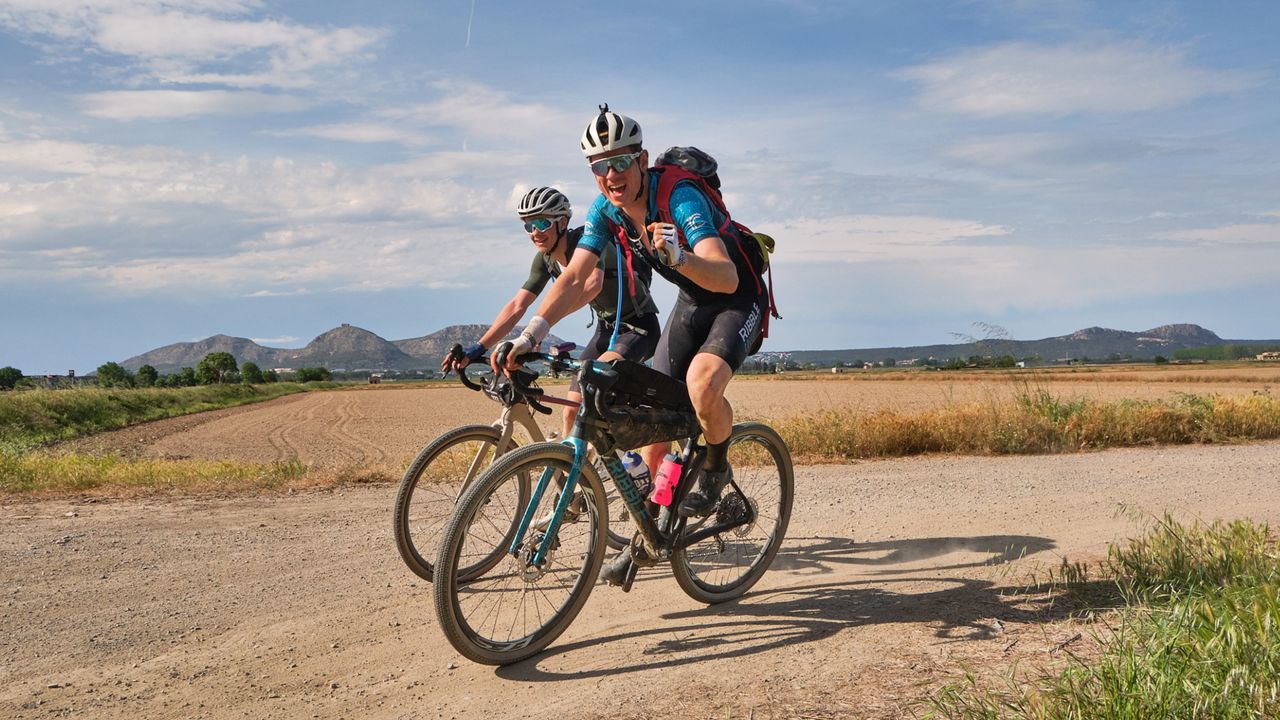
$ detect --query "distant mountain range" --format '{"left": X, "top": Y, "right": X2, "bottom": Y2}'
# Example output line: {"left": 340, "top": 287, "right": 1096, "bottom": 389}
{"left": 121, "top": 323, "right": 570, "bottom": 373}
{"left": 755, "top": 323, "right": 1280, "bottom": 366}
{"left": 120, "top": 322, "right": 1278, "bottom": 374}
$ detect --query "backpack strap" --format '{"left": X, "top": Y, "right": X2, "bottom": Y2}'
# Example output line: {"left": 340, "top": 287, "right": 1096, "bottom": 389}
{"left": 651, "top": 166, "right": 766, "bottom": 300}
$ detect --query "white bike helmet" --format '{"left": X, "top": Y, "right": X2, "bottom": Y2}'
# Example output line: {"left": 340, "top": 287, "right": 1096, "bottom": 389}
{"left": 517, "top": 186, "right": 572, "bottom": 220}
{"left": 580, "top": 103, "right": 642, "bottom": 158}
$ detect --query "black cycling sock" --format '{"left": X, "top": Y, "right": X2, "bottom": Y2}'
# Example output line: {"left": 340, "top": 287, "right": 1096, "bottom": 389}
{"left": 704, "top": 439, "right": 729, "bottom": 473}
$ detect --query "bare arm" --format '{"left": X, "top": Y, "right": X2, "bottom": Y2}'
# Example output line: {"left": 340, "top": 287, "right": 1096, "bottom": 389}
{"left": 442, "top": 288, "right": 536, "bottom": 372}
{"left": 531, "top": 246, "right": 603, "bottom": 328}
{"left": 478, "top": 289, "right": 538, "bottom": 349}
{"left": 580, "top": 266, "right": 605, "bottom": 308}
{"left": 494, "top": 247, "right": 602, "bottom": 371}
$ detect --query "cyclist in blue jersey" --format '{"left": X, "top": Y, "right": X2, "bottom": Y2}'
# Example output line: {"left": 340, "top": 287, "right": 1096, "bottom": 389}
{"left": 449, "top": 186, "right": 660, "bottom": 440}
{"left": 495, "top": 108, "right": 767, "bottom": 562}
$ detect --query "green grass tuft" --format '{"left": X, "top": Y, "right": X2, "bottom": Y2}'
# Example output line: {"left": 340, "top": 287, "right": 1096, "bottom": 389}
{"left": 923, "top": 515, "right": 1280, "bottom": 720}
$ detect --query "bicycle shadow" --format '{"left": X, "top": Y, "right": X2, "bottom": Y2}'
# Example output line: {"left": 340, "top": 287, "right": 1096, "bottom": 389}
{"left": 771, "top": 533, "right": 1057, "bottom": 576}
{"left": 496, "top": 531, "right": 1076, "bottom": 682}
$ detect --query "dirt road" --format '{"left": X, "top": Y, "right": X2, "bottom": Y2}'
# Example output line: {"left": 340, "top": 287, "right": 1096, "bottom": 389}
{"left": 6, "top": 438, "right": 1280, "bottom": 719}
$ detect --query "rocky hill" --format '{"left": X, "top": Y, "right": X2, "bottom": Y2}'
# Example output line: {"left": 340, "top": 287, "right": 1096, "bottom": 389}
{"left": 274, "top": 325, "right": 417, "bottom": 371}
{"left": 761, "top": 323, "right": 1255, "bottom": 367}
{"left": 393, "top": 325, "right": 501, "bottom": 359}
{"left": 121, "top": 324, "right": 571, "bottom": 373}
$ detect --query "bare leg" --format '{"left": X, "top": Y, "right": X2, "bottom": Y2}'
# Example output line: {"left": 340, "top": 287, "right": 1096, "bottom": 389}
{"left": 685, "top": 352, "right": 734, "bottom": 445}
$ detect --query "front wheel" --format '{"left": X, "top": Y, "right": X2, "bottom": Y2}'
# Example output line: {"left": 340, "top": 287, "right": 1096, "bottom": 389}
{"left": 434, "top": 442, "right": 608, "bottom": 665}
{"left": 671, "top": 422, "right": 793, "bottom": 604}
{"left": 392, "top": 424, "right": 523, "bottom": 582}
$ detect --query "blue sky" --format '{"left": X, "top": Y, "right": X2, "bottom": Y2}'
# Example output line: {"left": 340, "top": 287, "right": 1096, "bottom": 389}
{"left": 2, "top": 1, "right": 1277, "bottom": 374}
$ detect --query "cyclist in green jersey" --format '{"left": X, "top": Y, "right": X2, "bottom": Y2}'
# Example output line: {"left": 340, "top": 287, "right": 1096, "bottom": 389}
{"left": 443, "top": 186, "right": 661, "bottom": 439}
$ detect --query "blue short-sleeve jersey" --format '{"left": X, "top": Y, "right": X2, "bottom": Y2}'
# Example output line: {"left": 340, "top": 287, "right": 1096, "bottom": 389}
{"left": 579, "top": 174, "right": 725, "bottom": 255}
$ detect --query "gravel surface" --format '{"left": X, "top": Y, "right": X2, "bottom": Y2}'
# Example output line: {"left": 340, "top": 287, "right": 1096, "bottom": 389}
{"left": 6, "top": 439, "right": 1279, "bottom": 719}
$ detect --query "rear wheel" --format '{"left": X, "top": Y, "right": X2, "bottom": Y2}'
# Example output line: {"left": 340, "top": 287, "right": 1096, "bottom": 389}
{"left": 434, "top": 442, "right": 608, "bottom": 665}
{"left": 392, "top": 425, "right": 524, "bottom": 582}
{"left": 671, "top": 422, "right": 793, "bottom": 604}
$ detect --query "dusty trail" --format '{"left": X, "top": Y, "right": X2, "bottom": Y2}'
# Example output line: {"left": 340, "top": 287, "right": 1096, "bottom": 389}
{"left": 5, "top": 440, "right": 1280, "bottom": 719}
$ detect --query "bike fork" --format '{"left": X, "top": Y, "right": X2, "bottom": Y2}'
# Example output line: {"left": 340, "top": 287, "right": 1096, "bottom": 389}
{"left": 507, "top": 437, "right": 588, "bottom": 566}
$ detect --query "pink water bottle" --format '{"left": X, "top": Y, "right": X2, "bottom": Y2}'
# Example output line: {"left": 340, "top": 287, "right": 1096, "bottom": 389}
{"left": 649, "top": 453, "right": 684, "bottom": 507}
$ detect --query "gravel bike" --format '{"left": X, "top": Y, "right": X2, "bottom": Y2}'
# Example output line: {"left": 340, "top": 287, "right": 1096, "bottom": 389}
{"left": 392, "top": 344, "right": 630, "bottom": 583}
{"left": 432, "top": 350, "right": 793, "bottom": 665}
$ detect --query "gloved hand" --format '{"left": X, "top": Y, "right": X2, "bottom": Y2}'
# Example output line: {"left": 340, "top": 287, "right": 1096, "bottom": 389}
{"left": 441, "top": 342, "right": 485, "bottom": 373}
{"left": 492, "top": 316, "right": 549, "bottom": 372}
{"left": 491, "top": 337, "right": 532, "bottom": 373}
{"left": 648, "top": 222, "right": 685, "bottom": 267}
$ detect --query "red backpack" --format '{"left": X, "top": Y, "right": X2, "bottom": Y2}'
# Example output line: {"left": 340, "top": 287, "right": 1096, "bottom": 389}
{"left": 651, "top": 147, "right": 781, "bottom": 341}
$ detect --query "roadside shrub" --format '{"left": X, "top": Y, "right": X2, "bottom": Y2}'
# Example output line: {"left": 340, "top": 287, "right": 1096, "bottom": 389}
{"left": 0, "top": 366, "right": 22, "bottom": 390}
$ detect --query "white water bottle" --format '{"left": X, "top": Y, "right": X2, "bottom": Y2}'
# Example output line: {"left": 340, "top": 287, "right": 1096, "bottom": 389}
{"left": 617, "top": 450, "right": 652, "bottom": 497}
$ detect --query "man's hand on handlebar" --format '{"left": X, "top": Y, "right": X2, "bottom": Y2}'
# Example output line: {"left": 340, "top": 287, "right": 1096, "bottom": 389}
{"left": 442, "top": 342, "right": 485, "bottom": 374}
{"left": 490, "top": 338, "right": 534, "bottom": 374}
{"left": 491, "top": 316, "right": 550, "bottom": 374}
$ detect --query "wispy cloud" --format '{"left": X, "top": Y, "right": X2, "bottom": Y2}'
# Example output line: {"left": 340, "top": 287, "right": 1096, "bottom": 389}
{"left": 0, "top": 1, "right": 386, "bottom": 93}
{"left": 776, "top": 214, "right": 1011, "bottom": 263}
{"left": 898, "top": 40, "right": 1255, "bottom": 117}
{"left": 249, "top": 335, "right": 301, "bottom": 344}
{"left": 1157, "top": 222, "right": 1280, "bottom": 245}
{"left": 82, "top": 90, "right": 311, "bottom": 120}
{"left": 266, "top": 122, "right": 434, "bottom": 147}
{"left": 381, "top": 80, "right": 579, "bottom": 147}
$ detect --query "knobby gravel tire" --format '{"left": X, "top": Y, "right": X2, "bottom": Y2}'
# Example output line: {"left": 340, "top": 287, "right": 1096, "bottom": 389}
{"left": 433, "top": 442, "right": 608, "bottom": 665}
{"left": 392, "top": 424, "right": 523, "bottom": 582}
{"left": 671, "top": 422, "right": 793, "bottom": 604}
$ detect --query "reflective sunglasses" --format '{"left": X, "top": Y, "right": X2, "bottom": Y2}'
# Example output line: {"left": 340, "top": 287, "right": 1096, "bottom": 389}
{"left": 589, "top": 152, "right": 641, "bottom": 177}
{"left": 523, "top": 217, "right": 556, "bottom": 233}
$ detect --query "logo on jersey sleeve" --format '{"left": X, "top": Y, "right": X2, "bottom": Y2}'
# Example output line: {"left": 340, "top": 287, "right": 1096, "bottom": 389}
{"left": 682, "top": 213, "right": 704, "bottom": 239}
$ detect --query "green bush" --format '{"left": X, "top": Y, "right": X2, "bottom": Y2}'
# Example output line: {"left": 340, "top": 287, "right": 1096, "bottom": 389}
{"left": 0, "top": 366, "right": 22, "bottom": 391}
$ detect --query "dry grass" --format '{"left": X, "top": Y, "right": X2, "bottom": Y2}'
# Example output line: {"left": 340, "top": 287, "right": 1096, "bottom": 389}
{"left": 0, "top": 451, "right": 395, "bottom": 500}
{"left": 6, "top": 380, "right": 1280, "bottom": 500}
{"left": 774, "top": 391, "right": 1280, "bottom": 462}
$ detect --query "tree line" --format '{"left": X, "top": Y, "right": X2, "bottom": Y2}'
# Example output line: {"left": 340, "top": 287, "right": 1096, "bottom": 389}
{"left": 94, "top": 353, "right": 337, "bottom": 388}
{"left": 0, "top": 353, "right": 335, "bottom": 390}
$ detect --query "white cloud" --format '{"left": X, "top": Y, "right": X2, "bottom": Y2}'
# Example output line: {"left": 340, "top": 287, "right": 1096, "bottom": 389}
{"left": 268, "top": 122, "right": 434, "bottom": 147}
{"left": 381, "top": 81, "right": 579, "bottom": 147}
{"left": 776, "top": 214, "right": 1011, "bottom": 263}
{"left": 248, "top": 334, "right": 301, "bottom": 343}
{"left": 1157, "top": 223, "right": 1280, "bottom": 245}
{"left": 899, "top": 40, "right": 1255, "bottom": 117}
{"left": 0, "top": 1, "right": 386, "bottom": 92}
{"left": 37, "top": 221, "right": 519, "bottom": 295}
{"left": 82, "top": 89, "right": 311, "bottom": 119}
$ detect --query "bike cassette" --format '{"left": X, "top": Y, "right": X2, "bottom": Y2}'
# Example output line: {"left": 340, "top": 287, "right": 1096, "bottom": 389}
{"left": 715, "top": 492, "right": 756, "bottom": 537}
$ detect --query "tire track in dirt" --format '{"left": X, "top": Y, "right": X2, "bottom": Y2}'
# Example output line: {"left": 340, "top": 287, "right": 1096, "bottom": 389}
{"left": 278, "top": 392, "right": 334, "bottom": 464}
{"left": 332, "top": 392, "right": 391, "bottom": 467}
{"left": 263, "top": 394, "right": 313, "bottom": 462}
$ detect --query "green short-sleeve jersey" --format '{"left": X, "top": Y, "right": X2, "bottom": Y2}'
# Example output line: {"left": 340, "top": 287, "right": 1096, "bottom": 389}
{"left": 521, "top": 226, "right": 659, "bottom": 324}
